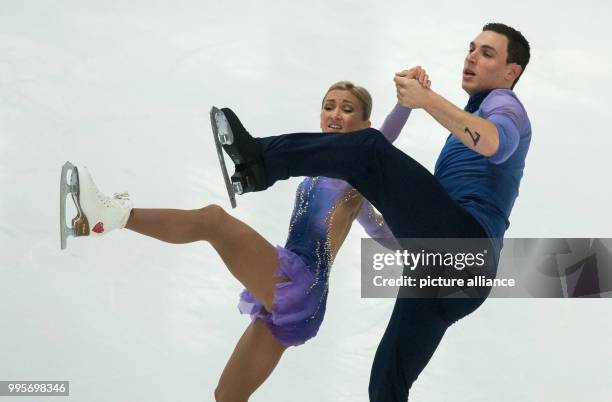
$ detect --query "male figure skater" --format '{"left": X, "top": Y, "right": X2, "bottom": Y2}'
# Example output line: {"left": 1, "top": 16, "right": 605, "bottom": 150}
{"left": 213, "top": 22, "right": 531, "bottom": 401}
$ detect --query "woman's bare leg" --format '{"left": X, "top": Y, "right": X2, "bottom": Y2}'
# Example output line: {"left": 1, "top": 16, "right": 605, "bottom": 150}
{"left": 215, "top": 319, "right": 287, "bottom": 402}
{"left": 125, "top": 205, "right": 284, "bottom": 310}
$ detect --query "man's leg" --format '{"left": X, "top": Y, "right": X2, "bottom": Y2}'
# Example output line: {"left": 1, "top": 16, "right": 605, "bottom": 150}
{"left": 368, "top": 297, "right": 488, "bottom": 402}
{"left": 368, "top": 299, "right": 447, "bottom": 401}
{"left": 258, "top": 129, "right": 472, "bottom": 238}
{"left": 218, "top": 107, "right": 471, "bottom": 238}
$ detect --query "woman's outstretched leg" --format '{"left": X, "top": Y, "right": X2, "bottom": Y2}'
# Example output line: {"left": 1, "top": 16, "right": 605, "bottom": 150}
{"left": 73, "top": 165, "right": 285, "bottom": 311}
{"left": 126, "top": 205, "right": 285, "bottom": 311}
{"left": 215, "top": 319, "right": 287, "bottom": 402}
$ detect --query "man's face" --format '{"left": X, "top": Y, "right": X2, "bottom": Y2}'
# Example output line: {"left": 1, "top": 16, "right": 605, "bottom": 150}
{"left": 462, "top": 30, "right": 519, "bottom": 95}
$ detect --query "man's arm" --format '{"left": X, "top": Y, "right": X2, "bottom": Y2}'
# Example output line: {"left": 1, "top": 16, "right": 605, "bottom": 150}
{"left": 394, "top": 74, "right": 500, "bottom": 157}
{"left": 423, "top": 90, "right": 499, "bottom": 156}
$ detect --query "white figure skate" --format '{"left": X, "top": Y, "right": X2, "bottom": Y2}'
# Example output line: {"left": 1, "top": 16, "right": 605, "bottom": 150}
{"left": 59, "top": 162, "right": 132, "bottom": 249}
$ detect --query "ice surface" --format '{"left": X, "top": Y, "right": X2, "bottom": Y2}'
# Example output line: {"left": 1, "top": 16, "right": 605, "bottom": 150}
{"left": 1, "top": 1, "right": 612, "bottom": 401}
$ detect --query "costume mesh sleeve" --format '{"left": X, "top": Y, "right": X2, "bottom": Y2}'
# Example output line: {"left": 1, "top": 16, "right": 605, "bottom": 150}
{"left": 378, "top": 103, "right": 411, "bottom": 143}
{"left": 355, "top": 201, "right": 401, "bottom": 251}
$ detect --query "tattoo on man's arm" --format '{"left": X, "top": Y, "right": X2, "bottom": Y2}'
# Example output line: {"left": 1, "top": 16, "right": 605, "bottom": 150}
{"left": 464, "top": 127, "right": 480, "bottom": 146}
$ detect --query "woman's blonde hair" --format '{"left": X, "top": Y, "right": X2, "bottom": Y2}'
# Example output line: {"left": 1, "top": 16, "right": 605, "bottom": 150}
{"left": 322, "top": 81, "right": 372, "bottom": 121}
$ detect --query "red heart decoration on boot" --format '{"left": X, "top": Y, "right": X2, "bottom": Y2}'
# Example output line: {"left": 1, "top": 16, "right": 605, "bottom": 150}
{"left": 92, "top": 222, "right": 105, "bottom": 234}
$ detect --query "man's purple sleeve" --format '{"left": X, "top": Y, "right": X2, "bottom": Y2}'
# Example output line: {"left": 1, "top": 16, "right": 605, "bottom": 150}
{"left": 481, "top": 90, "right": 528, "bottom": 165}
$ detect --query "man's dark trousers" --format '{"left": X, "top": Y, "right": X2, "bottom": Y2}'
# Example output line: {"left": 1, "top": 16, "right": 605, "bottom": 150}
{"left": 257, "top": 129, "right": 493, "bottom": 401}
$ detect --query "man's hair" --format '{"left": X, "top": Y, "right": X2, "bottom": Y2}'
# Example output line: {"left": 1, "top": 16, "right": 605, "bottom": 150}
{"left": 323, "top": 81, "right": 372, "bottom": 120}
{"left": 483, "top": 23, "right": 530, "bottom": 88}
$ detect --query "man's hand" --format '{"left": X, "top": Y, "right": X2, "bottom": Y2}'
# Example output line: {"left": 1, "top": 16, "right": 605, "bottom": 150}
{"left": 396, "top": 66, "right": 431, "bottom": 87}
{"left": 394, "top": 66, "right": 432, "bottom": 109}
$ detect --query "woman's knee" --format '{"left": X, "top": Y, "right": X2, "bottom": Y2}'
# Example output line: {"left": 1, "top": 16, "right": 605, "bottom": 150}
{"left": 196, "top": 204, "right": 228, "bottom": 230}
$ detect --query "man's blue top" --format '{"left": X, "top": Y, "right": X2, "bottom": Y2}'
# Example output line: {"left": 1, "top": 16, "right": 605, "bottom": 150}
{"left": 434, "top": 89, "right": 532, "bottom": 244}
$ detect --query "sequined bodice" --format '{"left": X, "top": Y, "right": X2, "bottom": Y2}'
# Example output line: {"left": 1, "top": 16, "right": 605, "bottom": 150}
{"left": 284, "top": 176, "right": 361, "bottom": 280}
{"left": 257, "top": 106, "right": 410, "bottom": 337}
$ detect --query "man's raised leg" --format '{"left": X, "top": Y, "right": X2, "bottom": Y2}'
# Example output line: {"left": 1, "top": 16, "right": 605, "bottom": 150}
{"left": 217, "top": 108, "right": 470, "bottom": 239}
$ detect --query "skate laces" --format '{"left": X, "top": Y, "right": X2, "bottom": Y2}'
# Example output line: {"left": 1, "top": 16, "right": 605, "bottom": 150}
{"left": 113, "top": 192, "right": 131, "bottom": 209}
{"left": 93, "top": 191, "right": 130, "bottom": 209}
{"left": 113, "top": 192, "right": 130, "bottom": 200}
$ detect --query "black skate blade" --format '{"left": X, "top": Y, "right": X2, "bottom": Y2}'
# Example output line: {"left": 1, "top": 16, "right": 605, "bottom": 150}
{"left": 210, "top": 107, "right": 237, "bottom": 208}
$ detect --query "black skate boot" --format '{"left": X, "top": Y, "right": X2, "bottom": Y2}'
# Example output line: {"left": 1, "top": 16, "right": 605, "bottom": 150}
{"left": 210, "top": 107, "right": 266, "bottom": 206}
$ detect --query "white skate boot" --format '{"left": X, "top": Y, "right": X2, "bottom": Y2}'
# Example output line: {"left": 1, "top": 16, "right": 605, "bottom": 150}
{"left": 60, "top": 162, "right": 132, "bottom": 249}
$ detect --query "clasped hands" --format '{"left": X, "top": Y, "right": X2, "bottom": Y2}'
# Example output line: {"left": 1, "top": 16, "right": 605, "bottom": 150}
{"left": 394, "top": 66, "right": 433, "bottom": 109}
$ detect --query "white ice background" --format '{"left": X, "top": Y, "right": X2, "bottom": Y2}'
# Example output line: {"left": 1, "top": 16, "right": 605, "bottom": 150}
{"left": 1, "top": 1, "right": 612, "bottom": 401}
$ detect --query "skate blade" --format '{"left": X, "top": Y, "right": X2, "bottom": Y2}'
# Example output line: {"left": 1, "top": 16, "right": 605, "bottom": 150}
{"left": 210, "top": 106, "right": 237, "bottom": 209}
{"left": 213, "top": 109, "right": 234, "bottom": 145}
{"left": 60, "top": 162, "right": 89, "bottom": 249}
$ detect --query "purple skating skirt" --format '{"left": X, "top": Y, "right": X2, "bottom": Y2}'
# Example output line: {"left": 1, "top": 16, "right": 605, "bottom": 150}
{"left": 238, "top": 245, "right": 327, "bottom": 347}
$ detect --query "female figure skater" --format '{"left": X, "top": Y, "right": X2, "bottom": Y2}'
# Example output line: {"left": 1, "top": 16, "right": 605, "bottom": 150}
{"left": 63, "top": 73, "right": 428, "bottom": 401}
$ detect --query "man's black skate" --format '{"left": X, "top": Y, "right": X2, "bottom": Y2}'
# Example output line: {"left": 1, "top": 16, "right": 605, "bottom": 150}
{"left": 210, "top": 107, "right": 266, "bottom": 207}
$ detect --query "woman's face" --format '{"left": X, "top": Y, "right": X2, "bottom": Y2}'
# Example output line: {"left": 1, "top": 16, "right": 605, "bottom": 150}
{"left": 320, "top": 89, "right": 371, "bottom": 134}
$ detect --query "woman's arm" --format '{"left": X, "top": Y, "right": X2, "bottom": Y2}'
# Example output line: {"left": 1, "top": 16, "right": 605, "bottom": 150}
{"left": 355, "top": 201, "right": 401, "bottom": 251}
{"left": 378, "top": 103, "right": 411, "bottom": 143}
{"left": 379, "top": 65, "right": 433, "bottom": 143}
